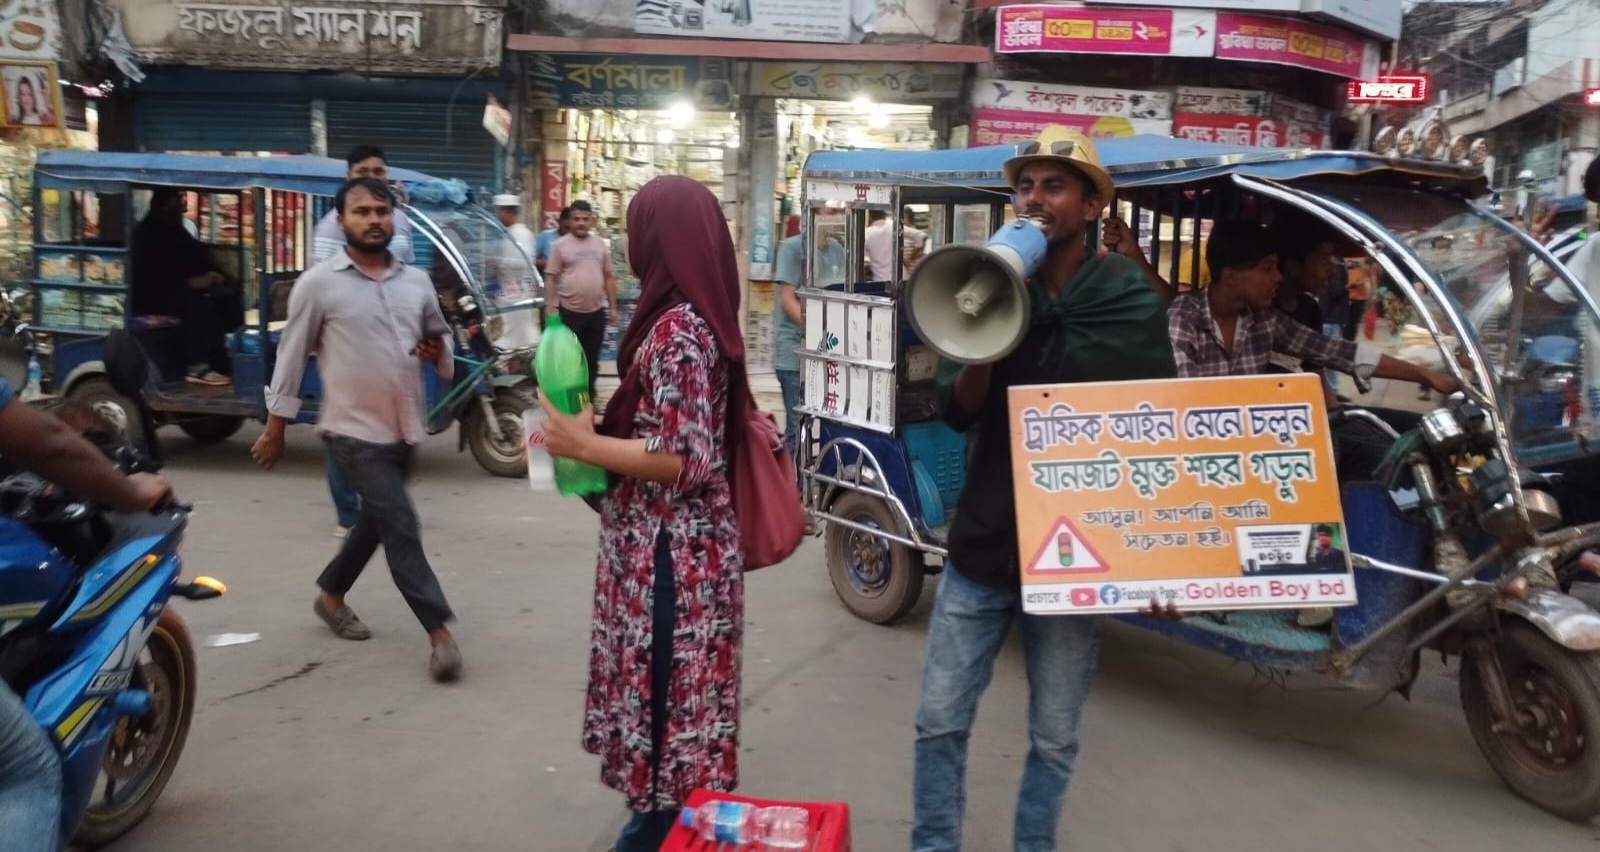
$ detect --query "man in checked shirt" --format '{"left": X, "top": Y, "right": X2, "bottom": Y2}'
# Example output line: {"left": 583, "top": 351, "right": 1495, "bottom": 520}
{"left": 1168, "top": 219, "right": 1461, "bottom": 478}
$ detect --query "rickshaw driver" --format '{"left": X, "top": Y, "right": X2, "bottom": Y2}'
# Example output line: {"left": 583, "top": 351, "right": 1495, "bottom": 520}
{"left": 1167, "top": 219, "right": 1462, "bottom": 483}
{"left": 911, "top": 127, "right": 1177, "bottom": 852}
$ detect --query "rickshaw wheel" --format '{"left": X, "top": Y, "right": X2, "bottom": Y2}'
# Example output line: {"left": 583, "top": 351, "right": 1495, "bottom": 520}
{"left": 68, "top": 377, "right": 145, "bottom": 450}
{"left": 1461, "top": 622, "right": 1600, "bottom": 821}
{"left": 177, "top": 416, "right": 245, "bottom": 444}
{"left": 825, "top": 492, "right": 922, "bottom": 625}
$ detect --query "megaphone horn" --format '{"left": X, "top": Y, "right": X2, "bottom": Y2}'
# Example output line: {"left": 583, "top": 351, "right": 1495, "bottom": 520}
{"left": 905, "top": 218, "right": 1046, "bottom": 365}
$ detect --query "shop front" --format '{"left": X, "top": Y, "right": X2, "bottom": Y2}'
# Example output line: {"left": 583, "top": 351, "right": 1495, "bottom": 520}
{"left": 528, "top": 53, "right": 739, "bottom": 374}
{"left": 107, "top": 0, "right": 508, "bottom": 188}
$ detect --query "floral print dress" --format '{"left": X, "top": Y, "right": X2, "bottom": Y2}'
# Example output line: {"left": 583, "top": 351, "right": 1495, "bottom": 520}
{"left": 584, "top": 303, "right": 744, "bottom": 812}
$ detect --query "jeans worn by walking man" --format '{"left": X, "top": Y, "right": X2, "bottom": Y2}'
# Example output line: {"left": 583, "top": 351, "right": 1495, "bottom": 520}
{"left": 912, "top": 130, "right": 1177, "bottom": 852}
{"left": 257, "top": 181, "right": 463, "bottom": 682}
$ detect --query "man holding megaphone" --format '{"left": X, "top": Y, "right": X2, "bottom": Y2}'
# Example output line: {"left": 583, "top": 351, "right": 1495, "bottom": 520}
{"left": 909, "top": 128, "right": 1177, "bottom": 852}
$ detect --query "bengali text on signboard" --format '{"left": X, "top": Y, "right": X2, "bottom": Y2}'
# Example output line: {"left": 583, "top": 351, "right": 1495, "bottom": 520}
{"left": 1008, "top": 374, "right": 1355, "bottom": 615}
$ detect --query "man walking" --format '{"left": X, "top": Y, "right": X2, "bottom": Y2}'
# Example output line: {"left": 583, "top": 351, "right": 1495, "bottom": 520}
{"left": 252, "top": 178, "right": 462, "bottom": 683}
{"left": 492, "top": 193, "right": 543, "bottom": 349}
{"left": 912, "top": 128, "right": 1176, "bottom": 852}
{"left": 534, "top": 205, "right": 571, "bottom": 273}
{"left": 544, "top": 199, "right": 616, "bottom": 395}
{"left": 312, "top": 145, "right": 416, "bottom": 536}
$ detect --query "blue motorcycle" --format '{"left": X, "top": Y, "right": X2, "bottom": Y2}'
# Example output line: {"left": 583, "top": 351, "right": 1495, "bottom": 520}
{"left": 0, "top": 398, "right": 223, "bottom": 847}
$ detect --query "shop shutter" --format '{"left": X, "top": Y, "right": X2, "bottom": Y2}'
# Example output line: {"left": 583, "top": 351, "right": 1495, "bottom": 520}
{"left": 135, "top": 95, "right": 312, "bottom": 154}
{"left": 324, "top": 100, "right": 500, "bottom": 193}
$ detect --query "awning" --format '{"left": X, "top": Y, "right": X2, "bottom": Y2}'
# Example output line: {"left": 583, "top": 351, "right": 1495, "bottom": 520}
{"left": 505, "top": 35, "right": 989, "bottom": 64}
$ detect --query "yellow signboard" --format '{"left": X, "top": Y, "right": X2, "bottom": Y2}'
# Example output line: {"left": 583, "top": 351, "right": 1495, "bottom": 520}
{"left": 1007, "top": 374, "right": 1354, "bottom": 615}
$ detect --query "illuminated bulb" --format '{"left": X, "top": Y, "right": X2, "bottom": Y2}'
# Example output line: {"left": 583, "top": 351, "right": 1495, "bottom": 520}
{"left": 656, "top": 129, "right": 675, "bottom": 145}
{"left": 665, "top": 100, "right": 696, "bottom": 127}
{"left": 869, "top": 110, "right": 890, "bottom": 129}
{"left": 851, "top": 95, "right": 873, "bottom": 113}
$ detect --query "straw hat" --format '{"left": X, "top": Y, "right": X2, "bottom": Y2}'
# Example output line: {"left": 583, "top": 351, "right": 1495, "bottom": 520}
{"left": 1002, "top": 126, "right": 1116, "bottom": 203}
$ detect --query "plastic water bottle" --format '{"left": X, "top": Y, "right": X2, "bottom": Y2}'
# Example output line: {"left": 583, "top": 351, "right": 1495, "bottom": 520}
{"left": 522, "top": 408, "right": 554, "bottom": 491}
{"left": 22, "top": 353, "right": 42, "bottom": 401}
{"left": 677, "top": 802, "right": 809, "bottom": 849}
{"left": 532, "top": 312, "right": 607, "bottom": 496}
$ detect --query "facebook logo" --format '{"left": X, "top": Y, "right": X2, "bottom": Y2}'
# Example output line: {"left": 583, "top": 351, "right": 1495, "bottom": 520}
{"left": 1099, "top": 585, "right": 1122, "bottom": 606}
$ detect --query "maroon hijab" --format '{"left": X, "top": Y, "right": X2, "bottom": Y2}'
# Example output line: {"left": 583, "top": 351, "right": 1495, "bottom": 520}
{"left": 598, "top": 176, "right": 751, "bottom": 456}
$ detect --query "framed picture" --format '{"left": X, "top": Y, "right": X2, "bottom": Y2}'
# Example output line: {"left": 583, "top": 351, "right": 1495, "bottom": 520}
{"left": 0, "top": 61, "right": 60, "bottom": 128}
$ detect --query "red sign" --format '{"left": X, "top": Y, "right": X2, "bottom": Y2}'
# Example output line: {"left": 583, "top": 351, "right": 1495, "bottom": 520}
{"left": 1586, "top": 88, "right": 1600, "bottom": 108}
{"left": 1214, "top": 12, "right": 1374, "bottom": 80}
{"left": 1172, "top": 113, "right": 1326, "bottom": 149}
{"left": 1347, "top": 75, "right": 1431, "bottom": 104}
{"left": 539, "top": 160, "right": 567, "bottom": 231}
{"left": 996, "top": 4, "right": 1204, "bottom": 56}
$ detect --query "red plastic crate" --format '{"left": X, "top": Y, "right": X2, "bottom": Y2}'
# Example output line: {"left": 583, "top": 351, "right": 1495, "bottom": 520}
{"left": 658, "top": 788, "right": 852, "bottom": 852}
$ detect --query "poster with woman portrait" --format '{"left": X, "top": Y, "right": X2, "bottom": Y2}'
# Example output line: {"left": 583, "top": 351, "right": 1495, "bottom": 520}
{"left": 1, "top": 61, "right": 59, "bottom": 128}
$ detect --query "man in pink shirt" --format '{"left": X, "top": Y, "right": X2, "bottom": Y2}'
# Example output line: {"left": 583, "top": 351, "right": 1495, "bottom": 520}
{"left": 544, "top": 199, "right": 617, "bottom": 394}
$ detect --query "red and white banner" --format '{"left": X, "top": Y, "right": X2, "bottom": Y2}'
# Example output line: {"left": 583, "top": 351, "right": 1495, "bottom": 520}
{"left": 1171, "top": 112, "right": 1326, "bottom": 149}
{"left": 972, "top": 107, "right": 1172, "bottom": 145}
{"left": 539, "top": 160, "right": 567, "bottom": 230}
{"left": 1214, "top": 12, "right": 1378, "bottom": 80}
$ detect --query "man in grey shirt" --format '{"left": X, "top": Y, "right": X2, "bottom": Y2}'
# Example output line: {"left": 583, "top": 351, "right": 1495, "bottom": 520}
{"left": 311, "top": 145, "right": 415, "bottom": 537}
{"left": 252, "top": 177, "right": 462, "bottom": 683}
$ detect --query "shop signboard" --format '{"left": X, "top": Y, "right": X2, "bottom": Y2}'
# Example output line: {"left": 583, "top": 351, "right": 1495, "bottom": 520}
{"left": 0, "top": 0, "right": 61, "bottom": 62}
{"left": 972, "top": 107, "right": 1171, "bottom": 146}
{"left": 636, "top": 0, "right": 851, "bottom": 45}
{"left": 1171, "top": 112, "right": 1324, "bottom": 149}
{"left": 543, "top": 55, "right": 700, "bottom": 110}
{"left": 1009, "top": 374, "right": 1353, "bottom": 616}
{"left": 995, "top": 5, "right": 1214, "bottom": 57}
{"left": 1175, "top": 86, "right": 1270, "bottom": 118}
{"left": 975, "top": 78, "right": 1173, "bottom": 120}
{"left": 1213, "top": 11, "right": 1378, "bottom": 80}
{"left": 113, "top": 0, "right": 504, "bottom": 74}
{"left": 1081, "top": 0, "right": 1298, "bottom": 8}
{"left": 0, "top": 61, "right": 60, "bottom": 128}
{"left": 751, "top": 62, "right": 963, "bottom": 102}
{"left": 540, "top": 160, "right": 567, "bottom": 230}
{"left": 1346, "top": 75, "right": 1430, "bottom": 104}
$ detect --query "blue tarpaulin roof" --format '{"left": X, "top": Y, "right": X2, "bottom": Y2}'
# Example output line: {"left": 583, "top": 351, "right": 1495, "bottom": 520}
{"left": 803, "top": 136, "right": 1488, "bottom": 194}
{"left": 33, "top": 151, "right": 438, "bottom": 195}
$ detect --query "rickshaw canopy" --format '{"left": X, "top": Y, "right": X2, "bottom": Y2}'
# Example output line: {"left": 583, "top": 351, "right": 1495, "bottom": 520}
{"left": 802, "top": 136, "right": 1489, "bottom": 196}
{"left": 33, "top": 151, "right": 439, "bottom": 197}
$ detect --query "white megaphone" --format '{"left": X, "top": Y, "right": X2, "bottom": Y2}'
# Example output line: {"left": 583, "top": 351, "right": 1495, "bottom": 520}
{"left": 905, "top": 217, "right": 1047, "bottom": 364}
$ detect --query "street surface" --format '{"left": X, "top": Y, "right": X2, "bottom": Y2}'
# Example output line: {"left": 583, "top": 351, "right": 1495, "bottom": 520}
{"left": 102, "top": 425, "right": 1600, "bottom": 852}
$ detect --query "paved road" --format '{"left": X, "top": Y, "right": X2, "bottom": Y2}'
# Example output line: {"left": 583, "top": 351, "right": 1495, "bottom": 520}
{"left": 100, "top": 427, "right": 1600, "bottom": 852}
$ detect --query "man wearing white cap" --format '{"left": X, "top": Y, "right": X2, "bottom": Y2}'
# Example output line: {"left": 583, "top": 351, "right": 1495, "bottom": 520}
{"left": 492, "top": 194, "right": 542, "bottom": 349}
{"left": 913, "top": 127, "right": 1176, "bottom": 852}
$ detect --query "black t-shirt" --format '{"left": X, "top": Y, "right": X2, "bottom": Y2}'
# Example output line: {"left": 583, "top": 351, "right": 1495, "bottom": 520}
{"left": 1266, "top": 292, "right": 1324, "bottom": 374}
{"left": 934, "top": 254, "right": 1177, "bottom": 590}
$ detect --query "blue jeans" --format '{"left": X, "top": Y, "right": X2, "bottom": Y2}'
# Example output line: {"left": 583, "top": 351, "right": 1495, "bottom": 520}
{"left": 0, "top": 682, "right": 60, "bottom": 852}
{"left": 324, "top": 442, "right": 360, "bottom": 529}
{"left": 775, "top": 368, "right": 802, "bottom": 459}
{"left": 911, "top": 566, "right": 1100, "bottom": 852}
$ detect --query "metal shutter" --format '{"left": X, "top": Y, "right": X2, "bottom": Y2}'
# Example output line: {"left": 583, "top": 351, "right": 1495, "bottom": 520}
{"left": 324, "top": 100, "right": 500, "bottom": 192}
{"left": 135, "top": 95, "right": 312, "bottom": 153}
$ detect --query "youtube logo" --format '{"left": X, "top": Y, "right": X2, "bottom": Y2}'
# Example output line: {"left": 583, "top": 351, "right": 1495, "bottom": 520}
{"left": 1070, "top": 588, "right": 1097, "bottom": 607}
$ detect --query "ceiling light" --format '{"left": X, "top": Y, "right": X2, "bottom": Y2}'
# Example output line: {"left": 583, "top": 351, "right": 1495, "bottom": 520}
{"left": 851, "top": 95, "right": 873, "bottom": 113}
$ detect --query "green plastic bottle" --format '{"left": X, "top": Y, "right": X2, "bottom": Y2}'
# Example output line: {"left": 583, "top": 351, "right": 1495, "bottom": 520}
{"left": 534, "top": 313, "right": 608, "bottom": 496}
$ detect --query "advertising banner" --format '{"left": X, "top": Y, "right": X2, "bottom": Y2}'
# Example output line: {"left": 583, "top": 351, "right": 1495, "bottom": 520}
{"left": 995, "top": 4, "right": 1213, "bottom": 57}
{"left": 636, "top": 0, "right": 851, "bottom": 44}
{"left": 1214, "top": 11, "right": 1377, "bottom": 80}
{"left": 1008, "top": 374, "right": 1354, "bottom": 615}
{"left": 542, "top": 55, "right": 699, "bottom": 110}
{"left": 1175, "top": 86, "right": 1270, "bottom": 118}
{"left": 0, "top": 61, "right": 59, "bottom": 128}
{"left": 972, "top": 107, "right": 1171, "bottom": 146}
{"left": 1171, "top": 112, "right": 1325, "bottom": 148}
{"left": 975, "top": 78, "right": 1172, "bottom": 120}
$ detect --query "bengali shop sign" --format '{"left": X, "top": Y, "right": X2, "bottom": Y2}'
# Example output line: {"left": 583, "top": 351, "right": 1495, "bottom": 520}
{"left": 975, "top": 78, "right": 1172, "bottom": 120}
{"left": 1009, "top": 374, "right": 1353, "bottom": 615}
{"left": 1214, "top": 11, "right": 1377, "bottom": 80}
{"left": 995, "top": 4, "right": 1212, "bottom": 57}
{"left": 1172, "top": 112, "right": 1326, "bottom": 148}
{"left": 972, "top": 107, "right": 1171, "bottom": 145}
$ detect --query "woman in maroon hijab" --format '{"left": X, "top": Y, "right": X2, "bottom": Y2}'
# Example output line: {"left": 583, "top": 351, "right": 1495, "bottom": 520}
{"left": 540, "top": 176, "right": 751, "bottom": 851}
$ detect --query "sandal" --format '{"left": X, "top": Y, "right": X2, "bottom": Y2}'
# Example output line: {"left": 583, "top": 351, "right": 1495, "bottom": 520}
{"left": 313, "top": 597, "right": 372, "bottom": 641}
